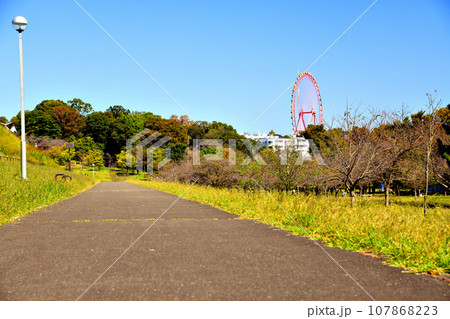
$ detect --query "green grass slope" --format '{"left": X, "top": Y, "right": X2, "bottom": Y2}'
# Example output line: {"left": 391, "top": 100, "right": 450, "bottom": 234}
{"left": 0, "top": 126, "right": 98, "bottom": 225}
{"left": 0, "top": 126, "right": 56, "bottom": 166}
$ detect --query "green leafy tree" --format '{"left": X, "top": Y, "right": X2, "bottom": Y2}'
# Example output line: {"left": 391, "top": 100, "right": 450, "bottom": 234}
{"left": 35, "top": 99, "right": 68, "bottom": 117}
{"left": 204, "top": 121, "right": 246, "bottom": 151}
{"left": 116, "top": 149, "right": 135, "bottom": 172}
{"left": 26, "top": 110, "right": 61, "bottom": 138}
{"left": 187, "top": 121, "right": 209, "bottom": 139}
{"left": 106, "top": 105, "right": 130, "bottom": 118}
{"left": 301, "top": 124, "right": 325, "bottom": 144}
{"left": 0, "top": 116, "right": 8, "bottom": 124}
{"left": 74, "top": 136, "right": 102, "bottom": 161}
{"left": 84, "top": 112, "right": 113, "bottom": 145}
{"left": 107, "top": 113, "right": 147, "bottom": 154}
{"left": 167, "top": 143, "right": 187, "bottom": 161}
{"left": 187, "top": 120, "right": 245, "bottom": 150}
{"left": 200, "top": 146, "right": 217, "bottom": 157}
{"left": 133, "top": 111, "right": 159, "bottom": 119}
{"left": 84, "top": 149, "right": 105, "bottom": 168}
{"left": 151, "top": 147, "right": 167, "bottom": 171}
{"left": 68, "top": 98, "right": 93, "bottom": 116}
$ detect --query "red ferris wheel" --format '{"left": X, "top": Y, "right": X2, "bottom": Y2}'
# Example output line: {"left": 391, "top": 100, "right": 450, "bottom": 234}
{"left": 290, "top": 71, "right": 323, "bottom": 135}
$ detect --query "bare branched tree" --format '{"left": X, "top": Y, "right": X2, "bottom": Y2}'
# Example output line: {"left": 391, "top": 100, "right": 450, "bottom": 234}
{"left": 423, "top": 92, "right": 443, "bottom": 215}
{"left": 373, "top": 106, "right": 422, "bottom": 206}
{"left": 398, "top": 152, "right": 425, "bottom": 200}
{"left": 317, "top": 106, "right": 383, "bottom": 207}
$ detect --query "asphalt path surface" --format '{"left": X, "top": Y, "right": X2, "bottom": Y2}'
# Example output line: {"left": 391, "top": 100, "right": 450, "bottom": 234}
{"left": 0, "top": 182, "right": 448, "bottom": 300}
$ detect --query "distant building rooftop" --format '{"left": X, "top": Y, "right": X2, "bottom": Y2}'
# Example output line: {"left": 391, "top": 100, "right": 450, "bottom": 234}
{"left": 2, "top": 122, "right": 18, "bottom": 135}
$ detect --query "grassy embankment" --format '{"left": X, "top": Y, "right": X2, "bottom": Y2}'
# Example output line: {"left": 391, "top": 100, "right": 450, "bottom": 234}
{"left": 0, "top": 127, "right": 97, "bottom": 225}
{"left": 128, "top": 179, "right": 450, "bottom": 275}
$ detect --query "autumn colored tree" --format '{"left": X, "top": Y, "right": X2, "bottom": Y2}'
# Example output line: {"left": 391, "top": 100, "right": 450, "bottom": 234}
{"left": 145, "top": 117, "right": 188, "bottom": 144}
{"left": 170, "top": 114, "right": 193, "bottom": 126}
{"left": 53, "top": 105, "right": 85, "bottom": 139}
{"left": 179, "top": 115, "right": 193, "bottom": 126}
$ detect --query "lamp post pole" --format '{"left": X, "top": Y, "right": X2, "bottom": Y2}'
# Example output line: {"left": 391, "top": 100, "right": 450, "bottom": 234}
{"left": 19, "top": 31, "right": 26, "bottom": 179}
{"left": 12, "top": 16, "right": 28, "bottom": 179}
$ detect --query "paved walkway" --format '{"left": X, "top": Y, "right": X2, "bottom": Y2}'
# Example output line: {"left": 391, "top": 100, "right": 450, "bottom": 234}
{"left": 0, "top": 182, "right": 448, "bottom": 300}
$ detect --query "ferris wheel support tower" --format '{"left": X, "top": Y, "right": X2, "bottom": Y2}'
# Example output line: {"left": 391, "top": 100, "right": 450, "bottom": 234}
{"left": 290, "top": 71, "right": 323, "bottom": 136}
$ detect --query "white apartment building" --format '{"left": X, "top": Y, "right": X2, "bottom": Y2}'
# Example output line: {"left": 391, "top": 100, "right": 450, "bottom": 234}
{"left": 242, "top": 133, "right": 310, "bottom": 158}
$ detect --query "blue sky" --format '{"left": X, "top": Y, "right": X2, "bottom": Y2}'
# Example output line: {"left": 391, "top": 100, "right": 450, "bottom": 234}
{"left": 0, "top": 0, "right": 449, "bottom": 135}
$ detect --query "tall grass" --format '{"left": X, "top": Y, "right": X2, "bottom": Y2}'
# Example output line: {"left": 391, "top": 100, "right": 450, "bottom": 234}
{"left": 0, "top": 160, "right": 97, "bottom": 225}
{"left": 128, "top": 179, "right": 450, "bottom": 275}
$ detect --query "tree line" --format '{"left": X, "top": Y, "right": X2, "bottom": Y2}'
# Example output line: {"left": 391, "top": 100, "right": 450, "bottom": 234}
{"left": 5, "top": 98, "right": 245, "bottom": 168}
{"left": 3, "top": 94, "right": 448, "bottom": 210}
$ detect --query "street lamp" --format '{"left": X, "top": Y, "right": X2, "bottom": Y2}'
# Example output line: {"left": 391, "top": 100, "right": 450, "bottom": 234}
{"left": 12, "top": 16, "right": 28, "bottom": 179}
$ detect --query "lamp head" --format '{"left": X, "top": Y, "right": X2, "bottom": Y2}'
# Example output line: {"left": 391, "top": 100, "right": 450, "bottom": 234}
{"left": 12, "top": 16, "right": 28, "bottom": 32}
